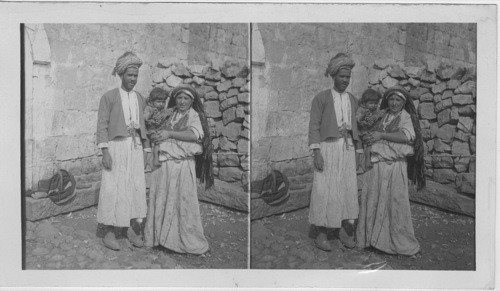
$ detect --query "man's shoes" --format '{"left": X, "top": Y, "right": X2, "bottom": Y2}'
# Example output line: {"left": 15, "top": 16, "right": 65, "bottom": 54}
{"left": 103, "top": 231, "right": 121, "bottom": 251}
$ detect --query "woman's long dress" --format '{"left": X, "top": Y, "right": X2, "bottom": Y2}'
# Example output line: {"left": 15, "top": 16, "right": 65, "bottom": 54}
{"left": 144, "top": 108, "right": 209, "bottom": 254}
{"left": 356, "top": 109, "right": 420, "bottom": 255}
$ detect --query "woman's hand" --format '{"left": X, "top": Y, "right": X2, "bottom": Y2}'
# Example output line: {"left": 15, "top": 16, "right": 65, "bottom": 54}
{"left": 151, "top": 130, "right": 170, "bottom": 143}
{"left": 364, "top": 131, "right": 384, "bottom": 146}
{"left": 313, "top": 150, "right": 324, "bottom": 172}
{"left": 102, "top": 148, "right": 112, "bottom": 170}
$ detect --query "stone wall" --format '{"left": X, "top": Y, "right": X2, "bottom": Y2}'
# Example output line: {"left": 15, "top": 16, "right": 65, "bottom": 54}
{"left": 24, "top": 23, "right": 248, "bottom": 193}
{"left": 150, "top": 59, "right": 250, "bottom": 187}
{"left": 251, "top": 23, "right": 476, "bottom": 195}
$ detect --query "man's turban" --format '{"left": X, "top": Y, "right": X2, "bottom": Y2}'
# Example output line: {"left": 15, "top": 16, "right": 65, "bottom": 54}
{"left": 112, "top": 52, "right": 143, "bottom": 76}
{"left": 324, "top": 53, "right": 355, "bottom": 77}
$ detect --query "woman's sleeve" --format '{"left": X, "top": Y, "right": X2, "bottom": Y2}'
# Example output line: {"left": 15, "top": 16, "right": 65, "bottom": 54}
{"left": 188, "top": 110, "right": 204, "bottom": 141}
{"left": 400, "top": 110, "right": 415, "bottom": 142}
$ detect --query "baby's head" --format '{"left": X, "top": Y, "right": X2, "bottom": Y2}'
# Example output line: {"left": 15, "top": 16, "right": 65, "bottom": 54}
{"left": 361, "top": 88, "right": 381, "bottom": 111}
{"left": 148, "top": 87, "right": 168, "bottom": 110}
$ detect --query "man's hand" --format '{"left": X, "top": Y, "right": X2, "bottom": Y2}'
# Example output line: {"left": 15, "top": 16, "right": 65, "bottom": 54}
{"left": 313, "top": 149, "right": 324, "bottom": 172}
{"left": 102, "top": 148, "right": 112, "bottom": 170}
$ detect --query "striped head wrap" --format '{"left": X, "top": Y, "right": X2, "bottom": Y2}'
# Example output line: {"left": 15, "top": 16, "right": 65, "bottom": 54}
{"left": 324, "top": 53, "right": 355, "bottom": 77}
{"left": 383, "top": 86, "right": 409, "bottom": 102}
{"left": 112, "top": 52, "right": 143, "bottom": 76}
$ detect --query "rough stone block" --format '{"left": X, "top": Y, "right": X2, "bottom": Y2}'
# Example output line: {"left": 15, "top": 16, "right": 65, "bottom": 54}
{"left": 240, "top": 155, "right": 249, "bottom": 171}
{"left": 431, "top": 83, "right": 447, "bottom": 97}
{"left": 196, "top": 85, "right": 215, "bottom": 97}
{"left": 420, "top": 71, "right": 437, "bottom": 83}
{"left": 436, "top": 63, "right": 455, "bottom": 80}
{"left": 227, "top": 88, "right": 239, "bottom": 98}
{"left": 454, "top": 157, "right": 470, "bottom": 173}
{"left": 25, "top": 187, "right": 99, "bottom": 221}
{"left": 433, "top": 169, "right": 457, "bottom": 184}
{"left": 204, "top": 91, "right": 219, "bottom": 100}
{"left": 450, "top": 107, "right": 460, "bottom": 123}
{"left": 469, "top": 159, "right": 476, "bottom": 172}
{"left": 220, "top": 97, "right": 239, "bottom": 111}
{"left": 204, "top": 101, "right": 222, "bottom": 118}
{"left": 432, "top": 155, "right": 454, "bottom": 168}
{"left": 442, "top": 90, "right": 454, "bottom": 100}
{"left": 437, "top": 109, "right": 451, "bottom": 126}
{"left": 235, "top": 106, "right": 246, "bottom": 121}
{"left": 469, "top": 135, "right": 476, "bottom": 154}
{"left": 237, "top": 139, "right": 249, "bottom": 155}
{"left": 408, "top": 78, "right": 420, "bottom": 87}
{"left": 374, "top": 59, "right": 393, "bottom": 70}
{"left": 221, "top": 60, "right": 242, "bottom": 78}
{"left": 216, "top": 80, "right": 232, "bottom": 93}
{"left": 218, "top": 167, "right": 243, "bottom": 183}
{"left": 433, "top": 138, "right": 451, "bottom": 152}
{"left": 232, "top": 77, "right": 247, "bottom": 88}
{"left": 240, "top": 83, "right": 249, "bottom": 92}
{"left": 457, "top": 173, "right": 475, "bottom": 194}
{"left": 436, "top": 124, "right": 456, "bottom": 143}
{"left": 421, "top": 129, "right": 431, "bottom": 141}
{"left": 171, "top": 63, "right": 192, "bottom": 78}
{"left": 447, "top": 79, "right": 461, "bottom": 90}
{"left": 152, "top": 67, "right": 164, "bottom": 83}
{"left": 430, "top": 122, "right": 439, "bottom": 138}
{"left": 418, "top": 102, "right": 437, "bottom": 120}
{"left": 218, "top": 92, "right": 227, "bottom": 102}
{"left": 166, "top": 75, "right": 183, "bottom": 87}
{"left": 238, "top": 93, "right": 250, "bottom": 104}
{"left": 222, "top": 122, "right": 242, "bottom": 141}
{"left": 222, "top": 107, "right": 236, "bottom": 125}
{"left": 404, "top": 66, "right": 424, "bottom": 79}
{"left": 388, "top": 65, "right": 407, "bottom": 79}
{"left": 205, "top": 69, "right": 221, "bottom": 81}
{"left": 218, "top": 153, "right": 240, "bottom": 167}
{"left": 187, "top": 64, "right": 206, "bottom": 76}
{"left": 410, "top": 87, "right": 430, "bottom": 100}
{"left": 457, "top": 116, "right": 474, "bottom": 133}
{"left": 452, "top": 94, "right": 474, "bottom": 105}
{"left": 420, "top": 92, "right": 434, "bottom": 102}
{"left": 197, "top": 180, "right": 248, "bottom": 212}
{"left": 193, "top": 76, "right": 205, "bottom": 85}
{"left": 454, "top": 80, "right": 475, "bottom": 95}
{"left": 435, "top": 98, "right": 453, "bottom": 112}
{"left": 426, "top": 139, "right": 434, "bottom": 152}
{"left": 458, "top": 105, "right": 476, "bottom": 116}
{"left": 382, "top": 76, "right": 399, "bottom": 88}
{"left": 420, "top": 120, "right": 431, "bottom": 129}
{"left": 212, "top": 138, "right": 219, "bottom": 150}
{"left": 454, "top": 130, "right": 470, "bottom": 142}
{"left": 219, "top": 136, "right": 237, "bottom": 151}
{"left": 452, "top": 141, "right": 471, "bottom": 156}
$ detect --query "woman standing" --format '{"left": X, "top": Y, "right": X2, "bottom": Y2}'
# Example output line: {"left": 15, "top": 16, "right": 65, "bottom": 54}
{"left": 308, "top": 53, "right": 363, "bottom": 251}
{"left": 144, "top": 85, "right": 214, "bottom": 255}
{"left": 356, "top": 86, "right": 425, "bottom": 256}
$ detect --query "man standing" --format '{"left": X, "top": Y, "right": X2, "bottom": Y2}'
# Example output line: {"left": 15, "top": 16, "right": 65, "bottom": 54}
{"left": 308, "top": 53, "right": 363, "bottom": 251}
{"left": 96, "top": 52, "right": 150, "bottom": 250}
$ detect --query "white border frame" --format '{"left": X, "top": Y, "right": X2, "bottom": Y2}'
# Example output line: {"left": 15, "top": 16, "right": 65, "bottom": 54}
{"left": 0, "top": 2, "right": 496, "bottom": 290}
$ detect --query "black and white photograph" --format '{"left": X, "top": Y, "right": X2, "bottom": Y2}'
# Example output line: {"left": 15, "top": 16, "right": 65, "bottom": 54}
{"left": 250, "top": 22, "right": 477, "bottom": 270}
{"left": 0, "top": 2, "right": 497, "bottom": 290}
{"left": 22, "top": 23, "right": 249, "bottom": 270}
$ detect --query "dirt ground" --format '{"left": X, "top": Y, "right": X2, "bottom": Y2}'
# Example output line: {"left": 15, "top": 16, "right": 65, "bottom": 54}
{"left": 24, "top": 202, "right": 248, "bottom": 270}
{"left": 251, "top": 202, "right": 475, "bottom": 270}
